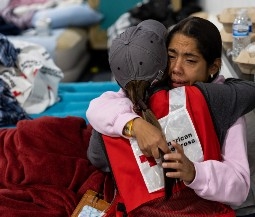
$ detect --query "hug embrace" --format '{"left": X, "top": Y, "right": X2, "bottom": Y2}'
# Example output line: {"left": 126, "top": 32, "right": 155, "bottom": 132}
{"left": 87, "top": 17, "right": 255, "bottom": 216}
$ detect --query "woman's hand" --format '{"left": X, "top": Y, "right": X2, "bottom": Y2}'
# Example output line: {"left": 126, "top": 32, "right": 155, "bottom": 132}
{"left": 162, "top": 141, "right": 196, "bottom": 183}
{"left": 132, "top": 118, "right": 170, "bottom": 159}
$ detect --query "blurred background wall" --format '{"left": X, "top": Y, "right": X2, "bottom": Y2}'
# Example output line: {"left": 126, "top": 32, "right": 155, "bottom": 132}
{"left": 199, "top": 0, "right": 255, "bottom": 15}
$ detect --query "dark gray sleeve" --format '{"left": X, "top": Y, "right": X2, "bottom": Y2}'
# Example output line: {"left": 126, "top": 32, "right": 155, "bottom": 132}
{"left": 195, "top": 78, "right": 255, "bottom": 145}
{"left": 87, "top": 129, "right": 110, "bottom": 172}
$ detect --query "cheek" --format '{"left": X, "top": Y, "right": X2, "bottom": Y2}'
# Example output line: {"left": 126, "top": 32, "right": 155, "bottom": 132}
{"left": 186, "top": 69, "right": 209, "bottom": 84}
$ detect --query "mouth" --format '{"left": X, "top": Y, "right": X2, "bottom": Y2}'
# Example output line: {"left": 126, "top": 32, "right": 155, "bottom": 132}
{"left": 170, "top": 79, "right": 189, "bottom": 88}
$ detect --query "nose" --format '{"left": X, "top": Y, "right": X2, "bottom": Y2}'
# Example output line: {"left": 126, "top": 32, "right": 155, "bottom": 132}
{"left": 171, "top": 58, "right": 183, "bottom": 76}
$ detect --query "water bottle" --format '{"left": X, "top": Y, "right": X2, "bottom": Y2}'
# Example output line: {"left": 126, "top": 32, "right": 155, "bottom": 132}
{"left": 242, "top": 8, "right": 253, "bottom": 34}
{"left": 246, "top": 12, "right": 253, "bottom": 33}
{"left": 232, "top": 9, "right": 251, "bottom": 60}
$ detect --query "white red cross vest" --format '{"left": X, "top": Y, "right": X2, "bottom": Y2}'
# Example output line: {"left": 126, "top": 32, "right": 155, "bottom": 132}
{"left": 102, "top": 86, "right": 235, "bottom": 216}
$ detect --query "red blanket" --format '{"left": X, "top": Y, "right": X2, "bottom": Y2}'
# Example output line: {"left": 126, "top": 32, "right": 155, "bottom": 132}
{"left": 0, "top": 116, "right": 106, "bottom": 217}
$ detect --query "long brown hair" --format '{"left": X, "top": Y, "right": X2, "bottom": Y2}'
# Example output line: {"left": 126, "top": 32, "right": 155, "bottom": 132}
{"left": 125, "top": 79, "right": 174, "bottom": 199}
{"left": 125, "top": 80, "right": 162, "bottom": 131}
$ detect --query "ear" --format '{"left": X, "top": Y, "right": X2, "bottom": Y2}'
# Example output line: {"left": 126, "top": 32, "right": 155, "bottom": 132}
{"left": 209, "top": 58, "right": 221, "bottom": 76}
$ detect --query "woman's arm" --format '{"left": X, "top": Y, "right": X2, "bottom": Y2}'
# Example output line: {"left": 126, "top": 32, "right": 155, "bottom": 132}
{"left": 188, "top": 117, "right": 250, "bottom": 206}
{"left": 195, "top": 78, "right": 255, "bottom": 145}
{"left": 86, "top": 88, "right": 171, "bottom": 158}
{"left": 86, "top": 88, "right": 140, "bottom": 136}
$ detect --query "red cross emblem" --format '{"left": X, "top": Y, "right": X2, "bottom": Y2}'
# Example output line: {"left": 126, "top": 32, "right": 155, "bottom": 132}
{"left": 139, "top": 155, "right": 157, "bottom": 167}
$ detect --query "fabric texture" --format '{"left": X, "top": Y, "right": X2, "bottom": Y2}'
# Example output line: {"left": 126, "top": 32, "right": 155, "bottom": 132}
{"left": 0, "top": 78, "right": 31, "bottom": 126}
{"left": 31, "top": 3, "right": 103, "bottom": 29}
{"left": 88, "top": 129, "right": 110, "bottom": 173}
{"left": 0, "top": 116, "right": 109, "bottom": 217}
{"left": 234, "top": 111, "right": 255, "bottom": 216}
{"left": 0, "top": 33, "right": 20, "bottom": 67}
{"left": 109, "top": 19, "right": 168, "bottom": 89}
{"left": 0, "top": 39, "right": 63, "bottom": 114}
{"left": 195, "top": 78, "right": 255, "bottom": 146}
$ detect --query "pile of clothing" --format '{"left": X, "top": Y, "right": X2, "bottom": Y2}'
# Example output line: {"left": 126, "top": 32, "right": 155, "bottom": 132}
{"left": 0, "top": 33, "right": 63, "bottom": 126}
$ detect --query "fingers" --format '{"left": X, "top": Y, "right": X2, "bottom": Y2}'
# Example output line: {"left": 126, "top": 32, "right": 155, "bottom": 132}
{"left": 143, "top": 145, "right": 164, "bottom": 159}
{"left": 171, "top": 141, "right": 184, "bottom": 153}
{"left": 158, "top": 141, "right": 171, "bottom": 155}
{"left": 162, "top": 160, "right": 180, "bottom": 169}
{"left": 152, "top": 147, "right": 160, "bottom": 159}
{"left": 137, "top": 135, "right": 169, "bottom": 159}
{"left": 162, "top": 161, "right": 180, "bottom": 178}
{"left": 161, "top": 141, "right": 196, "bottom": 182}
{"left": 162, "top": 141, "right": 181, "bottom": 177}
